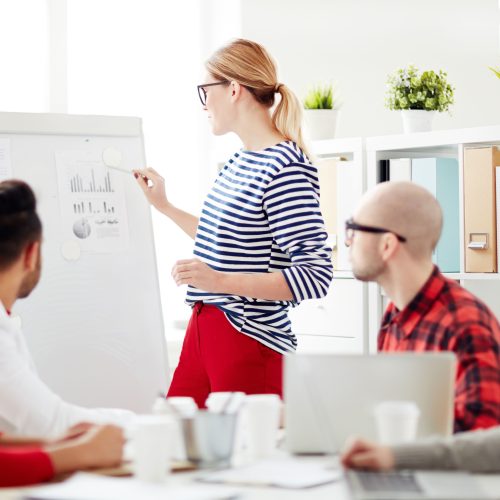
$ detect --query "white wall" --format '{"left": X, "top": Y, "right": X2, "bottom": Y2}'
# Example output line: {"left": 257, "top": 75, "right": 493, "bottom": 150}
{"left": 241, "top": 0, "right": 500, "bottom": 138}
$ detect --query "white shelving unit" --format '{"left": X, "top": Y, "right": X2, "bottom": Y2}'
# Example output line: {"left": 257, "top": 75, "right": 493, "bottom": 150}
{"left": 290, "top": 137, "right": 369, "bottom": 354}
{"left": 209, "top": 126, "right": 500, "bottom": 356}
{"left": 366, "top": 125, "right": 500, "bottom": 352}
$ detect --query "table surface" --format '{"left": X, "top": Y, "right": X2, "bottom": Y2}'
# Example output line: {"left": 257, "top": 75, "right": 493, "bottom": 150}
{"left": 3, "top": 456, "right": 500, "bottom": 500}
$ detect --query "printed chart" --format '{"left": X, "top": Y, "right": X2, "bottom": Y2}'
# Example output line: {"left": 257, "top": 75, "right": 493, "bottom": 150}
{"left": 56, "top": 150, "right": 130, "bottom": 253}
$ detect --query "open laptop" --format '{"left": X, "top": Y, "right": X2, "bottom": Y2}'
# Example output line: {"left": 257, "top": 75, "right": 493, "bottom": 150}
{"left": 285, "top": 353, "right": 456, "bottom": 454}
{"left": 346, "top": 470, "right": 487, "bottom": 499}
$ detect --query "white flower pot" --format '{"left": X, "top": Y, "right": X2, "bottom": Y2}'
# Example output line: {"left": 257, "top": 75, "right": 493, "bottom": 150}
{"left": 401, "top": 110, "right": 436, "bottom": 133}
{"left": 304, "top": 109, "right": 339, "bottom": 140}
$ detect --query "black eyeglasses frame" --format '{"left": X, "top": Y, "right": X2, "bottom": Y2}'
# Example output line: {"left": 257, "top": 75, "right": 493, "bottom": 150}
{"left": 344, "top": 217, "right": 407, "bottom": 247}
{"left": 197, "top": 81, "right": 229, "bottom": 106}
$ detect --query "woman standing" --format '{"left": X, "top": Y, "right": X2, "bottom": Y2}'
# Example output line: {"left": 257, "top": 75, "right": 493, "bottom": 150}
{"left": 134, "top": 39, "right": 333, "bottom": 408}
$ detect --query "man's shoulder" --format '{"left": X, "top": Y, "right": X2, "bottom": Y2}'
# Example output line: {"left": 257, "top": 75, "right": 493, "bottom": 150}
{"left": 436, "top": 278, "right": 500, "bottom": 338}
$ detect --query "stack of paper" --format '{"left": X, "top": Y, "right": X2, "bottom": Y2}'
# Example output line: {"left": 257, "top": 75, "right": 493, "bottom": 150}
{"left": 24, "top": 473, "right": 239, "bottom": 500}
{"left": 198, "top": 458, "right": 342, "bottom": 489}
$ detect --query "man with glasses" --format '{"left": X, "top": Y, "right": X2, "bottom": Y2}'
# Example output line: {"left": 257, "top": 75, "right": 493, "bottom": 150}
{"left": 346, "top": 181, "right": 500, "bottom": 432}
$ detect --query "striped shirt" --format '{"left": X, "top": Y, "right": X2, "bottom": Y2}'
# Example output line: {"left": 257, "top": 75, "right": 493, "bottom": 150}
{"left": 186, "top": 141, "right": 333, "bottom": 354}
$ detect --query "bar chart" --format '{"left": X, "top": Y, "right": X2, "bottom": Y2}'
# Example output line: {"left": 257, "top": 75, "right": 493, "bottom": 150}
{"left": 69, "top": 169, "right": 114, "bottom": 193}
{"left": 72, "top": 200, "right": 117, "bottom": 215}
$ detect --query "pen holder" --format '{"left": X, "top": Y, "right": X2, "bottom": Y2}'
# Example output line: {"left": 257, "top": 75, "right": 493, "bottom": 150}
{"left": 181, "top": 410, "right": 238, "bottom": 468}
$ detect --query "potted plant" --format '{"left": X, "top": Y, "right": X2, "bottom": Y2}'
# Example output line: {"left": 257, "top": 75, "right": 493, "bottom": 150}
{"left": 489, "top": 66, "right": 500, "bottom": 79}
{"left": 303, "top": 83, "right": 339, "bottom": 140}
{"left": 385, "top": 65, "right": 454, "bottom": 133}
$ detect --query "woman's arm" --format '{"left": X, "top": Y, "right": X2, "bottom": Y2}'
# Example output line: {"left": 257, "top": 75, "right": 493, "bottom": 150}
{"left": 342, "top": 427, "right": 500, "bottom": 474}
{"left": 0, "top": 436, "right": 45, "bottom": 447}
{"left": 172, "top": 259, "right": 293, "bottom": 300}
{"left": 392, "top": 426, "right": 500, "bottom": 473}
{"left": 0, "top": 425, "right": 124, "bottom": 487}
{"left": 133, "top": 167, "right": 199, "bottom": 240}
{"left": 46, "top": 425, "right": 124, "bottom": 476}
{"left": 171, "top": 165, "right": 333, "bottom": 301}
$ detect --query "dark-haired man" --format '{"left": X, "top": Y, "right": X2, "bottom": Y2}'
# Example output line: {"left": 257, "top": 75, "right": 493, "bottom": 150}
{"left": 0, "top": 179, "right": 133, "bottom": 438}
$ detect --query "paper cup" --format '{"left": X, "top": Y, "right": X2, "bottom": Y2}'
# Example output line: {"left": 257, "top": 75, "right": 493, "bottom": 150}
{"left": 374, "top": 401, "right": 420, "bottom": 445}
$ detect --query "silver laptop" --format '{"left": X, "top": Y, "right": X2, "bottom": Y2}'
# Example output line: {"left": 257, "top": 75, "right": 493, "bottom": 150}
{"left": 285, "top": 353, "right": 456, "bottom": 454}
{"left": 346, "top": 470, "right": 487, "bottom": 499}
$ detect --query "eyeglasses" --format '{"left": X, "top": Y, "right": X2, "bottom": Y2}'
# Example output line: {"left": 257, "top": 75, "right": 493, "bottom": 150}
{"left": 344, "top": 217, "right": 407, "bottom": 247}
{"left": 197, "top": 81, "right": 229, "bottom": 106}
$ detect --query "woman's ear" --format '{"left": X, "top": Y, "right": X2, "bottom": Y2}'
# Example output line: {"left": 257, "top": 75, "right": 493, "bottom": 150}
{"left": 230, "top": 81, "right": 242, "bottom": 100}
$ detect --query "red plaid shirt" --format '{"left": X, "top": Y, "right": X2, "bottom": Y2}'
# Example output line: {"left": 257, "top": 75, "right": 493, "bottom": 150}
{"left": 378, "top": 266, "right": 500, "bottom": 432}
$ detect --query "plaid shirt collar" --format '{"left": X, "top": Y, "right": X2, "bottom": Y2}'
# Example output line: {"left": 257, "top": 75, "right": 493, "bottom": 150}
{"left": 385, "top": 265, "right": 445, "bottom": 339}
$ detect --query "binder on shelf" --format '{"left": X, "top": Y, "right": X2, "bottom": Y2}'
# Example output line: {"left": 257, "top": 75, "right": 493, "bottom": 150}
{"left": 336, "top": 161, "right": 363, "bottom": 271}
{"left": 317, "top": 158, "right": 338, "bottom": 264}
{"left": 411, "top": 158, "right": 460, "bottom": 272}
{"left": 497, "top": 166, "right": 500, "bottom": 275}
{"left": 378, "top": 159, "right": 390, "bottom": 182}
{"left": 463, "top": 146, "right": 500, "bottom": 273}
{"left": 389, "top": 158, "right": 411, "bottom": 182}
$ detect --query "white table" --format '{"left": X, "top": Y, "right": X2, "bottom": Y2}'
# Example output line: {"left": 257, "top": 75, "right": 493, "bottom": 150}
{"left": 3, "top": 463, "right": 500, "bottom": 500}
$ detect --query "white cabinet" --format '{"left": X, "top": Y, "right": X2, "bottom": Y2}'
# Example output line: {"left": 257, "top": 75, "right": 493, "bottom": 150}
{"left": 290, "top": 278, "right": 366, "bottom": 354}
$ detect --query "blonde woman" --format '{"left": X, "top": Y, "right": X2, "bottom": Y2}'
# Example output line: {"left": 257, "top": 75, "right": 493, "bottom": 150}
{"left": 134, "top": 39, "right": 333, "bottom": 407}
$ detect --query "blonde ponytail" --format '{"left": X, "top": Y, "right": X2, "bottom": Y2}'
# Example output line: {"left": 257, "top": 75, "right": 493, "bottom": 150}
{"left": 272, "top": 84, "right": 311, "bottom": 160}
{"left": 206, "top": 38, "right": 311, "bottom": 160}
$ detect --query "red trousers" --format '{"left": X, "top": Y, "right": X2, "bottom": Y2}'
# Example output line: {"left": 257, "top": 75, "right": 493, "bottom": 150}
{"left": 167, "top": 302, "right": 283, "bottom": 408}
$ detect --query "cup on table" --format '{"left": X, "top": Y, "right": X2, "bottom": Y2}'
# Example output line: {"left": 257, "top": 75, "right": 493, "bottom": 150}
{"left": 243, "top": 394, "right": 281, "bottom": 459}
{"left": 182, "top": 410, "right": 238, "bottom": 468}
{"left": 167, "top": 396, "right": 198, "bottom": 417}
{"left": 373, "top": 400, "right": 420, "bottom": 445}
{"left": 130, "top": 415, "right": 174, "bottom": 482}
{"left": 205, "top": 391, "right": 246, "bottom": 413}
{"left": 152, "top": 396, "right": 197, "bottom": 462}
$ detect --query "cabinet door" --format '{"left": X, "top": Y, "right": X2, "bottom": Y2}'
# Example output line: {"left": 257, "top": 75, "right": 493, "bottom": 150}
{"left": 289, "top": 279, "right": 365, "bottom": 352}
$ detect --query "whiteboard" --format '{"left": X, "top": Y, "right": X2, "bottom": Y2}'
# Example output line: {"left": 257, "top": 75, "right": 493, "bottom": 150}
{"left": 1, "top": 112, "right": 169, "bottom": 412}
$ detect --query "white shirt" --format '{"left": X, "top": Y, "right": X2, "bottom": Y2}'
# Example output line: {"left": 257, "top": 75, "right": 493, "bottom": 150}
{"left": 0, "top": 301, "right": 134, "bottom": 439}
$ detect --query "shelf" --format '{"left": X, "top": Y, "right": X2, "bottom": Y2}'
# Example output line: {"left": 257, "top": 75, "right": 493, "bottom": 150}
{"left": 445, "top": 273, "right": 500, "bottom": 281}
{"left": 366, "top": 125, "right": 500, "bottom": 153}
{"left": 312, "top": 137, "right": 363, "bottom": 156}
{"left": 332, "top": 270, "right": 354, "bottom": 279}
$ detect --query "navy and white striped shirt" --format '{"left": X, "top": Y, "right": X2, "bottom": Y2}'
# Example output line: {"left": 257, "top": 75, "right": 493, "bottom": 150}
{"left": 186, "top": 141, "right": 333, "bottom": 354}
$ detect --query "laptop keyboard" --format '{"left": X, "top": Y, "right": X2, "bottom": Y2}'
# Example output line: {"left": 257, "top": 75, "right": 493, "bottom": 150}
{"left": 354, "top": 470, "right": 423, "bottom": 493}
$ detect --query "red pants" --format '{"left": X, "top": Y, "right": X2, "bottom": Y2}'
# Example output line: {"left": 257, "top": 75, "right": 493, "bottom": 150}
{"left": 167, "top": 302, "right": 283, "bottom": 408}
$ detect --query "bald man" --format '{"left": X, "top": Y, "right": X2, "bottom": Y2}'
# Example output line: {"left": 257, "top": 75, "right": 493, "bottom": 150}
{"left": 347, "top": 181, "right": 500, "bottom": 432}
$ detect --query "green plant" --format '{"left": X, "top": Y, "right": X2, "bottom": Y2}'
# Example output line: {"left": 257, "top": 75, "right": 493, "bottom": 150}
{"left": 303, "top": 84, "right": 336, "bottom": 110}
{"left": 489, "top": 66, "right": 500, "bottom": 79}
{"left": 385, "top": 65, "right": 454, "bottom": 112}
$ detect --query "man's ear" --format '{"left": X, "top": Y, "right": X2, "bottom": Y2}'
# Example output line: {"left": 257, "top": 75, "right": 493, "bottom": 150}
{"left": 23, "top": 241, "right": 40, "bottom": 272}
{"left": 380, "top": 233, "right": 400, "bottom": 262}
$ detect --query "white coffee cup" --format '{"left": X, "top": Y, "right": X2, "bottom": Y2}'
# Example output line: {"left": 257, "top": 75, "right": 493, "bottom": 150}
{"left": 130, "top": 415, "right": 173, "bottom": 482}
{"left": 167, "top": 396, "right": 198, "bottom": 417}
{"left": 205, "top": 392, "right": 246, "bottom": 413}
{"left": 374, "top": 400, "right": 420, "bottom": 445}
{"left": 243, "top": 394, "right": 281, "bottom": 458}
{"left": 152, "top": 397, "right": 189, "bottom": 461}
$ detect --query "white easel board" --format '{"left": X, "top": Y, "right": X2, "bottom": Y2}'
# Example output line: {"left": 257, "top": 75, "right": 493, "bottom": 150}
{"left": 0, "top": 112, "right": 168, "bottom": 412}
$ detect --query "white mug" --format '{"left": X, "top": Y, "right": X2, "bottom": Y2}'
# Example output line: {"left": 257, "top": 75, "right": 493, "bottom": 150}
{"left": 130, "top": 415, "right": 173, "bottom": 482}
{"left": 243, "top": 394, "right": 281, "bottom": 458}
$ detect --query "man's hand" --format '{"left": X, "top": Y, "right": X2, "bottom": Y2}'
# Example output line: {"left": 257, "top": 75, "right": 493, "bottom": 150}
{"left": 341, "top": 437, "right": 395, "bottom": 471}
